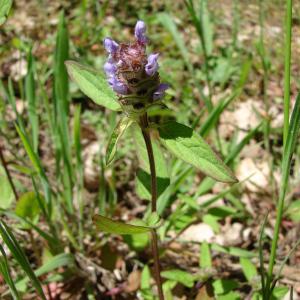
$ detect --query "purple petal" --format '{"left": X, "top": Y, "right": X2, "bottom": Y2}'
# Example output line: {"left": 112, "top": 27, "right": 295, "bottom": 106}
{"left": 104, "top": 61, "right": 116, "bottom": 77}
{"left": 153, "top": 83, "right": 169, "bottom": 100}
{"left": 135, "top": 20, "right": 148, "bottom": 44}
{"left": 108, "top": 76, "right": 128, "bottom": 95}
{"left": 145, "top": 53, "right": 159, "bottom": 76}
{"left": 103, "top": 38, "right": 119, "bottom": 54}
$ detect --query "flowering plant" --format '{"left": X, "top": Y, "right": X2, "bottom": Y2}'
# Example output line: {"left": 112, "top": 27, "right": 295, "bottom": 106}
{"left": 103, "top": 21, "right": 169, "bottom": 118}
{"left": 66, "top": 20, "right": 237, "bottom": 299}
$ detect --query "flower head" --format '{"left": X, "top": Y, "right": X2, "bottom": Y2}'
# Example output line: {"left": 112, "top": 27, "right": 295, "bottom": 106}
{"left": 103, "top": 20, "right": 169, "bottom": 116}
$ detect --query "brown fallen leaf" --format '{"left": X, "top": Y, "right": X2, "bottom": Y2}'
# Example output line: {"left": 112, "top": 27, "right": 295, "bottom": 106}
{"left": 195, "top": 282, "right": 215, "bottom": 300}
{"left": 124, "top": 270, "right": 141, "bottom": 293}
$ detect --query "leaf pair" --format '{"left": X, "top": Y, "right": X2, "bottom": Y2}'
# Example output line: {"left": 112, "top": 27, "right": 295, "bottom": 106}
{"left": 66, "top": 61, "right": 238, "bottom": 184}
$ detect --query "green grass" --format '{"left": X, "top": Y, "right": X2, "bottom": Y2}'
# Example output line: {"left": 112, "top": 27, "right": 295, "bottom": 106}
{"left": 0, "top": 1, "right": 299, "bottom": 299}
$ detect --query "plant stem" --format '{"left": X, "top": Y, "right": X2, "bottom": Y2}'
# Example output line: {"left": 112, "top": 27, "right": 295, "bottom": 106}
{"left": 0, "top": 145, "right": 18, "bottom": 200}
{"left": 265, "top": 1, "right": 293, "bottom": 298}
{"left": 140, "top": 113, "right": 165, "bottom": 300}
{"left": 283, "top": 0, "right": 292, "bottom": 146}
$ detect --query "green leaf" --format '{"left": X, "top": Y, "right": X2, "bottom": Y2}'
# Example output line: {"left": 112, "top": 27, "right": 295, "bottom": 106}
{"left": 106, "top": 118, "right": 133, "bottom": 165}
{"left": 218, "top": 291, "right": 241, "bottom": 300}
{"left": 286, "top": 200, "right": 300, "bottom": 222}
{"left": 281, "top": 92, "right": 300, "bottom": 198}
{"left": 197, "top": 122, "right": 262, "bottom": 195}
{"left": 161, "top": 269, "right": 195, "bottom": 288}
{"left": 124, "top": 220, "right": 149, "bottom": 251}
{"left": 0, "top": 0, "right": 12, "bottom": 26}
{"left": 146, "top": 212, "right": 161, "bottom": 227}
{"left": 200, "top": 242, "right": 212, "bottom": 268}
{"left": 199, "top": 0, "right": 214, "bottom": 56}
{"left": 0, "top": 244, "right": 20, "bottom": 300}
{"left": 140, "top": 265, "right": 154, "bottom": 300}
{"left": 15, "top": 192, "right": 41, "bottom": 224}
{"left": 0, "top": 220, "right": 46, "bottom": 299}
{"left": 25, "top": 48, "right": 38, "bottom": 152}
{"left": 212, "top": 279, "right": 238, "bottom": 295}
{"left": 211, "top": 243, "right": 255, "bottom": 258}
{"left": 272, "top": 286, "right": 289, "bottom": 299}
{"left": 54, "top": 11, "right": 69, "bottom": 114}
{"left": 240, "top": 257, "right": 257, "bottom": 282}
{"left": 158, "top": 121, "right": 238, "bottom": 183}
{"left": 93, "top": 215, "right": 152, "bottom": 235}
{"left": 0, "top": 166, "right": 14, "bottom": 209}
{"left": 15, "top": 124, "right": 42, "bottom": 175}
{"left": 15, "top": 253, "right": 74, "bottom": 290}
{"left": 65, "top": 60, "right": 120, "bottom": 111}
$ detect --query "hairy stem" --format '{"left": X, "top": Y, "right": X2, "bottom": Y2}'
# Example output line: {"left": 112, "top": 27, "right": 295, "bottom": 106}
{"left": 140, "top": 113, "right": 164, "bottom": 300}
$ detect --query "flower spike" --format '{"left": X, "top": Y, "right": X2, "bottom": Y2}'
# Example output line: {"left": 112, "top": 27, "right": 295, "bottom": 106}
{"left": 103, "top": 20, "right": 169, "bottom": 116}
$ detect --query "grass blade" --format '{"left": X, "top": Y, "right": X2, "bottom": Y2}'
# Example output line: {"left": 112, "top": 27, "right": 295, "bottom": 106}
{"left": 0, "top": 220, "right": 46, "bottom": 299}
{"left": 267, "top": 92, "right": 300, "bottom": 296}
{"left": 283, "top": 0, "right": 292, "bottom": 145}
{"left": 25, "top": 48, "right": 39, "bottom": 152}
{"left": 0, "top": 244, "right": 20, "bottom": 300}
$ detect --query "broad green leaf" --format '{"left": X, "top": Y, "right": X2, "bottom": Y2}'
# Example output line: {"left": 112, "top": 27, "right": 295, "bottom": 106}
{"left": 158, "top": 121, "right": 238, "bottom": 183}
{"left": 240, "top": 257, "right": 257, "bottom": 282}
{"left": 272, "top": 286, "right": 289, "bottom": 299}
{"left": 106, "top": 118, "right": 133, "bottom": 165}
{"left": 124, "top": 219, "right": 149, "bottom": 251}
{"left": 140, "top": 265, "right": 154, "bottom": 300}
{"left": 197, "top": 122, "right": 262, "bottom": 195}
{"left": 212, "top": 279, "right": 238, "bottom": 295}
{"left": 200, "top": 242, "right": 212, "bottom": 268}
{"left": 0, "top": 0, "right": 12, "bottom": 26}
{"left": 93, "top": 214, "right": 151, "bottom": 235}
{"left": 161, "top": 269, "right": 195, "bottom": 288}
{"left": 0, "top": 166, "right": 14, "bottom": 209}
{"left": 65, "top": 60, "right": 120, "bottom": 111}
{"left": 218, "top": 291, "right": 241, "bottom": 300}
{"left": 285, "top": 200, "right": 300, "bottom": 222}
{"left": 132, "top": 123, "right": 170, "bottom": 200}
{"left": 15, "top": 192, "right": 41, "bottom": 224}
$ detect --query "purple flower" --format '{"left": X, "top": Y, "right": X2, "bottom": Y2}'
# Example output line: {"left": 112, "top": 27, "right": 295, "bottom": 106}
{"left": 108, "top": 76, "right": 128, "bottom": 95}
{"left": 103, "top": 20, "right": 169, "bottom": 111}
{"left": 153, "top": 83, "right": 169, "bottom": 100}
{"left": 135, "top": 20, "right": 148, "bottom": 44}
{"left": 103, "top": 38, "right": 119, "bottom": 54}
{"left": 145, "top": 53, "right": 159, "bottom": 76}
{"left": 104, "top": 60, "right": 117, "bottom": 77}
